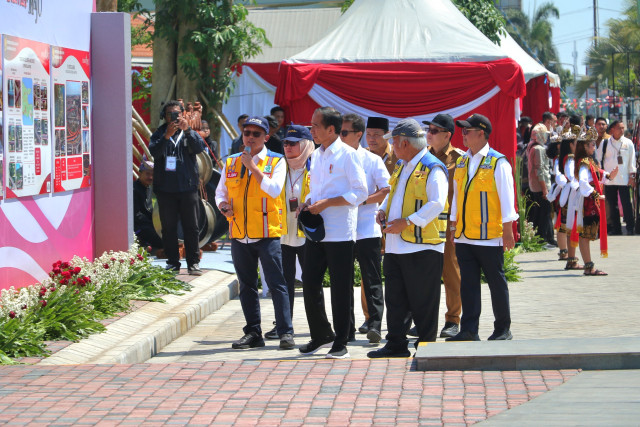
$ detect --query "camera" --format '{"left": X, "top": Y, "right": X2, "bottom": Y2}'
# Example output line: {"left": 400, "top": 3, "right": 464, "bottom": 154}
{"left": 170, "top": 111, "right": 180, "bottom": 122}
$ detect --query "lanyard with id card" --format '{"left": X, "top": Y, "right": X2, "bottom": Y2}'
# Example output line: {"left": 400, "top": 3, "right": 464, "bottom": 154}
{"left": 165, "top": 130, "right": 183, "bottom": 172}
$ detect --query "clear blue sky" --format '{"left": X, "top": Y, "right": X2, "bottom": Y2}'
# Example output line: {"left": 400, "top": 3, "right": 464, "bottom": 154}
{"left": 520, "top": 0, "right": 628, "bottom": 78}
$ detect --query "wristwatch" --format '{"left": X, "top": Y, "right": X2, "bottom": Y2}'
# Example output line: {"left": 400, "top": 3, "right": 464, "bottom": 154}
{"left": 405, "top": 217, "right": 412, "bottom": 226}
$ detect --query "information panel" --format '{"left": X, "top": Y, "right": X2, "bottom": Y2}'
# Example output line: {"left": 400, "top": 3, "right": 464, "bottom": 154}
{"left": 2, "top": 35, "right": 51, "bottom": 198}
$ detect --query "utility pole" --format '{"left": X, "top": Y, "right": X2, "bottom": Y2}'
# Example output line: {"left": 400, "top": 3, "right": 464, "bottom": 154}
{"left": 594, "top": 0, "right": 599, "bottom": 113}
{"left": 572, "top": 41, "right": 578, "bottom": 85}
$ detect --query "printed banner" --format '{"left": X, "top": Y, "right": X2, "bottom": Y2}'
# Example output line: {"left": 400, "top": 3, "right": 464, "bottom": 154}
{"left": 52, "top": 46, "right": 91, "bottom": 192}
{"left": 2, "top": 35, "right": 51, "bottom": 198}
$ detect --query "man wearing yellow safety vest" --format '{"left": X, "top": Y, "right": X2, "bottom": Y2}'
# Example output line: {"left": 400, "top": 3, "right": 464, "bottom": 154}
{"left": 446, "top": 114, "right": 518, "bottom": 342}
{"left": 368, "top": 118, "right": 449, "bottom": 358}
{"left": 215, "top": 116, "right": 295, "bottom": 351}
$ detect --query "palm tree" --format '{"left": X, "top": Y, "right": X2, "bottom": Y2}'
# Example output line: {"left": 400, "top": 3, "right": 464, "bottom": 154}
{"left": 575, "top": 0, "right": 640, "bottom": 97}
{"left": 504, "top": 2, "right": 560, "bottom": 72}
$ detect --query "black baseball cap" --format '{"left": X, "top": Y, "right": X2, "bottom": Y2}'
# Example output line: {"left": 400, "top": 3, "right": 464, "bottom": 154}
{"left": 242, "top": 116, "right": 270, "bottom": 134}
{"left": 284, "top": 124, "right": 313, "bottom": 142}
{"left": 297, "top": 210, "right": 325, "bottom": 242}
{"left": 456, "top": 114, "right": 492, "bottom": 135}
{"left": 422, "top": 114, "right": 455, "bottom": 135}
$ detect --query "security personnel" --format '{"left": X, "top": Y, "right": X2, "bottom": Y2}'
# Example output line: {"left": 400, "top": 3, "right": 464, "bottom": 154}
{"left": 447, "top": 114, "right": 518, "bottom": 342}
{"left": 422, "top": 114, "right": 465, "bottom": 338}
{"left": 368, "top": 118, "right": 448, "bottom": 358}
{"left": 215, "top": 116, "right": 295, "bottom": 351}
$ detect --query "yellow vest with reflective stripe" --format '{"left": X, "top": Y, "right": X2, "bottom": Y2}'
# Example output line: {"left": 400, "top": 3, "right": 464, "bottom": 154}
{"left": 453, "top": 148, "right": 504, "bottom": 240}
{"left": 224, "top": 151, "right": 285, "bottom": 239}
{"left": 281, "top": 164, "right": 311, "bottom": 238}
{"left": 385, "top": 152, "right": 449, "bottom": 245}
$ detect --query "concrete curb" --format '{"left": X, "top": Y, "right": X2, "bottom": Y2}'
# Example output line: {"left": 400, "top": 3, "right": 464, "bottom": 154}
{"left": 38, "top": 270, "right": 238, "bottom": 365}
{"left": 415, "top": 337, "right": 640, "bottom": 371}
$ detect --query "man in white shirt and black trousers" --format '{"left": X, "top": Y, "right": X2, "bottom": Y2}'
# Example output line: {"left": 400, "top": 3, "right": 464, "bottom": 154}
{"left": 298, "top": 107, "right": 368, "bottom": 359}
{"left": 368, "top": 119, "right": 449, "bottom": 358}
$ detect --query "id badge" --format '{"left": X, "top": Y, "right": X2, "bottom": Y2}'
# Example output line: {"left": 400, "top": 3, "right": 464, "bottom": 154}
{"left": 166, "top": 156, "right": 177, "bottom": 171}
{"left": 288, "top": 197, "right": 298, "bottom": 211}
{"left": 617, "top": 155, "right": 623, "bottom": 165}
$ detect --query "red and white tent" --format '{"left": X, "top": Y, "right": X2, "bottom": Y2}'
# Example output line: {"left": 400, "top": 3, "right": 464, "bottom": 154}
{"left": 274, "top": 0, "right": 526, "bottom": 160}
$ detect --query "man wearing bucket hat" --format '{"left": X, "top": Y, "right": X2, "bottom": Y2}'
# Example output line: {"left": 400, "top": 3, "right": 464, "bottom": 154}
{"left": 215, "top": 115, "right": 295, "bottom": 351}
{"left": 297, "top": 107, "right": 368, "bottom": 359}
{"left": 446, "top": 113, "right": 518, "bottom": 342}
{"left": 368, "top": 118, "right": 449, "bottom": 358}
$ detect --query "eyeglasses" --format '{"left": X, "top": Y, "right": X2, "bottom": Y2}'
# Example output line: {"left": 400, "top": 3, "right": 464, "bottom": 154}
{"left": 243, "top": 130, "right": 264, "bottom": 138}
{"left": 341, "top": 130, "right": 359, "bottom": 137}
{"left": 427, "top": 128, "right": 448, "bottom": 135}
{"left": 461, "top": 128, "right": 482, "bottom": 135}
{"left": 283, "top": 140, "right": 300, "bottom": 147}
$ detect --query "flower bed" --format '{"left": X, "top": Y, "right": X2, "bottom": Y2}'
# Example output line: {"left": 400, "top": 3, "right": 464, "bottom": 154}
{"left": 0, "top": 243, "right": 192, "bottom": 364}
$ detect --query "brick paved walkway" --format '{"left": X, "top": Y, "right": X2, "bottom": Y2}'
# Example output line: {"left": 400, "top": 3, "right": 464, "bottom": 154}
{"left": 0, "top": 361, "right": 578, "bottom": 426}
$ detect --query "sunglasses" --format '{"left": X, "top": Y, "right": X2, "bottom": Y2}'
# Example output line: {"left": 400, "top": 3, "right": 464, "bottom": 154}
{"left": 427, "top": 128, "right": 448, "bottom": 135}
{"left": 461, "top": 128, "right": 482, "bottom": 135}
{"left": 243, "top": 130, "right": 264, "bottom": 138}
{"left": 341, "top": 130, "right": 359, "bottom": 137}
{"left": 283, "top": 140, "right": 300, "bottom": 147}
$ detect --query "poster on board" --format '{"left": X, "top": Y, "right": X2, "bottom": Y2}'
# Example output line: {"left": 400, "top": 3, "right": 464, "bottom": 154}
{"left": 2, "top": 35, "right": 51, "bottom": 198}
{"left": 51, "top": 46, "right": 91, "bottom": 192}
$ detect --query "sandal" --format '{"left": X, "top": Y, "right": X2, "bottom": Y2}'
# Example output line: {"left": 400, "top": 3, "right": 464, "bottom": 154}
{"left": 583, "top": 261, "right": 608, "bottom": 276}
{"left": 564, "top": 257, "right": 584, "bottom": 270}
{"left": 557, "top": 249, "right": 569, "bottom": 261}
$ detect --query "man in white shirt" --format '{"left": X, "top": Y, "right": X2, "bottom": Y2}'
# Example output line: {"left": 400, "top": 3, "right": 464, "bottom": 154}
{"left": 447, "top": 114, "right": 518, "bottom": 342}
{"left": 368, "top": 119, "right": 448, "bottom": 358}
{"left": 298, "top": 107, "right": 368, "bottom": 359}
{"left": 597, "top": 120, "right": 637, "bottom": 235}
{"left": 215, "top": 116, "right": 295, "bottom": 351}
{"left": 342, "top": 113, "right": 390, "bottom": 344}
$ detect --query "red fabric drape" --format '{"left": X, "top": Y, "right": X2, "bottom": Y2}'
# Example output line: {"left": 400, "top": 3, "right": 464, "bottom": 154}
{"left": 550, "top": 86, "right": 561, "bottom": 114}
{"left": 242, "top": 62, "right": 281, "bottom": 87}
{"left": 522, "top": 75, "right": 551, "bottom": 124}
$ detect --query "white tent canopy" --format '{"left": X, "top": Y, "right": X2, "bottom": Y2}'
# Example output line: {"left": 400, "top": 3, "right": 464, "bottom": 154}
{"left": 499, "top": 31, "right": 560, "bottom": 87}
{"left": 289, "top": 0, "right": 507, "bottom": 63}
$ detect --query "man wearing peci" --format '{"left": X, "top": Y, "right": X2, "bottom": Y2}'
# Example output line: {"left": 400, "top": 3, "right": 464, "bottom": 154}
{"left": 447, "top": 114, "right": 518, "bottom": 342}
{"left": 215, "top": 116, "right": 295, "bottom": 351}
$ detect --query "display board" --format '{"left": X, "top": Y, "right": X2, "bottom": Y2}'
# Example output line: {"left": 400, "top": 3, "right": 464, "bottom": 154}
{"left": 2, "top": 35, "right": 51, "bottom": 198}
{"left": 52, "top": 46, "right": 91, "bottom": 192}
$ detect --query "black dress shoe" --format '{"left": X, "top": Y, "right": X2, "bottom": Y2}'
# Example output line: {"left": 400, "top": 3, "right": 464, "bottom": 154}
{"left": 487, "top": 330, "right": 513, "bottom": 340}
{"left": 439, "top": 322, "right": 459, "bottom": 338}
{"left": 367, "top": 345, "right": 411, "bottom": 359}
{"left": 231, "top": 332, "right": 265, "bottom": 349}
{"left": 358, "top": 321, "right": 369, "bottom": 334}
{"left": 264, "top": 326, "right": 279, "bottom": 340}
{"left": 407, "top": 326, "right": 418, "bottom": 337}
{"left": 366, "top": 328, "right": 381, "bottom": 343}
{"left": 445, "top": 330, "right": 480, "bottom": 342}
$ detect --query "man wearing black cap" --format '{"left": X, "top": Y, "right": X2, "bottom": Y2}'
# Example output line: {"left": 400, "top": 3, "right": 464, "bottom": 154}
{"left": 298, "top": 107, "right": 368, "bottom": 359}
{"left": 447, "top": 113, "right": 518, "bottom": 342}
{"left": 368, "top": 119, "right": 449, "bottom": 358}
{"left": 215, "top": 115, "right": 295, "bottom": 351}
{"left": 422, "top": 114, "right": 465, "bottom": 338}
{"left": 366, "top": 117, "right": 398, "bottom": 175}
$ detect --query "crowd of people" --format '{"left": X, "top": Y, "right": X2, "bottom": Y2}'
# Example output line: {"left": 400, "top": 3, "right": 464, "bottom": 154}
{"left": 213, "top": 106, "right": 520, "bottom": 359}
{"left": 518, "top": 111, "right": 638, "bottom": 276}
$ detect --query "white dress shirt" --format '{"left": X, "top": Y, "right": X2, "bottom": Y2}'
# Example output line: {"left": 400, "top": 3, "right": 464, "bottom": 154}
{"left": 215, "top": 145, "right": 286, "bottom": 243}
{"left": 596, "top": 136, "right": 637, "bottom": 186}
{"left": 450, "top": 143, "right": 519, "bottom": 247}
{"left": 281, "top": 166, "right": 306, "bottom": 248}
{"left": 380, "top": 147, "right": 448, "bottom": 254}
{"left": 356, "top": 146, "right": 390, "bottom": 240}
{"left": 306, "top": 137, "right": 368, "bottom": 242}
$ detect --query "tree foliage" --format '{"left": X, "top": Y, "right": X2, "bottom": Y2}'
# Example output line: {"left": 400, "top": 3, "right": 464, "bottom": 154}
{"left": 576, "top": 0, "right": 640, "bottom": 97}
{"left": 451, "top": 0, "right": 506, "bottom": 45}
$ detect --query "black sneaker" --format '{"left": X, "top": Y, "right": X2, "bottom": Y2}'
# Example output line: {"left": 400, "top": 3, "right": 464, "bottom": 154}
{"left": 265, "top": 324, "right": 279, "bottom": 340}
{"left": 326, "top": 346, "right": 350, "bottom": 359}
{"left": 188, "top": 263, "right": 203, "bottom": 276}
{"left": 279, "top": 334, "right": 295, "bottom": 350}
{"left": 367, "top": 328, "right": 381, "bottom": 344}
{"left": 165, "top": 263, "right": 180, "bottom": 272}
{"left": 358, "top": 321, "right": 369, "bottom": 334}
{"left": 367, "top": 345, "right": 410, "bottom": 359}
{"left": 445, "top": 330, "right": 480, "bottom": 342}
{"left": 231, "top": 332, "right": 265, "bottom": 349}
{"left": 299, "top": 336, "right": 334, "bottom": 355}
{"left": 487, "top": 330, "right": 513, "bottom": 340}
{"left": 439, "top": 322, "right": 459, "bottom": 338}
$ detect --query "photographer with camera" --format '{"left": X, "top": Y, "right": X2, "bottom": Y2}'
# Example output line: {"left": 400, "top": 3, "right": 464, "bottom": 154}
{"left": 149, "top": 100, "right": 207, "bottom": 275}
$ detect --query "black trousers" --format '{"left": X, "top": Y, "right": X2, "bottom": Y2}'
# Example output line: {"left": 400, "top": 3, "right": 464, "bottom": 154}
{"left": 155, "top": 190, "right": 200, "bottom": 267}
{"left": 529, "top": 191, "right": 554, "bottom": 243}
{"left": 384, "top": 250, "right": 442, "bottom": 349}
{"left": 456, "top": 243, "right": 511, "bottom": 335}
{"left": 135, "top": 221, "right": 163, "bottom": 250}
{"left": 281, "top": 243, "right": 305, "bottom": 318}
{"left": 605, "top": 185, "right": 635, "bottom": 234}
{"left": 302, "top": 240, "right": 355, "bottom": 348}
{"left": 355, "top": 237, "right": 384, "bottom": 331}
